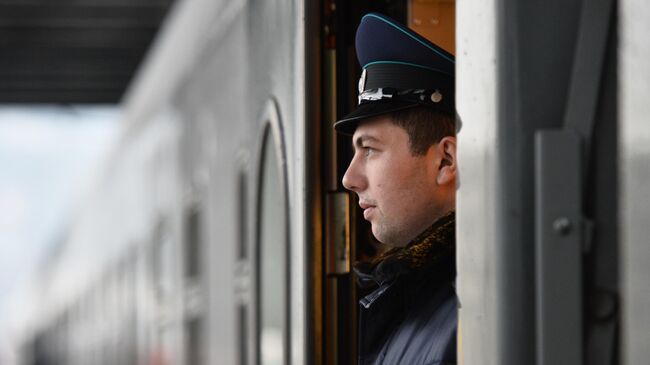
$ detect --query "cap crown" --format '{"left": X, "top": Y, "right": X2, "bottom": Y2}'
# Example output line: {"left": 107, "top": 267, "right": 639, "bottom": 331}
{"left": 356, "top": 13, "right": 454, "bottom": 76}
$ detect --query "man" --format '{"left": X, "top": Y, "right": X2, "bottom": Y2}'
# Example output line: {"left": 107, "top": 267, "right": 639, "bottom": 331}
{"left": 334, "top": 13, "right": 458, "bottom": 365}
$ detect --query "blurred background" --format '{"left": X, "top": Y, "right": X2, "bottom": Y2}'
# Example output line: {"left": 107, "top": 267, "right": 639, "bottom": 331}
{"left": 0, "top": 0, "right": 173, "bottom": 362}
{"left": 0, "top": 106, "right": 118, "bottom": 355}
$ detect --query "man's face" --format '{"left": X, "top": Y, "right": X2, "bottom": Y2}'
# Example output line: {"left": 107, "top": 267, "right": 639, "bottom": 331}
{"left": 342, "top": 116, "right": 454, "bottom": 247}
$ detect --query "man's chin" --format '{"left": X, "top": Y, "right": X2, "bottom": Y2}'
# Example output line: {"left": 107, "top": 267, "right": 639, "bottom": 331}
{"left": 372, "top": 226, "right": 412, "bottom": 247}
{"left": 370, "top": 225, "right": 381, "bottom": 242}
{"left": 371, "top": 225, "right": 390, "bottom": 246}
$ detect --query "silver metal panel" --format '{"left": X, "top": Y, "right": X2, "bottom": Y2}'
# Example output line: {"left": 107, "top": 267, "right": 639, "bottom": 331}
{"left": 171, "top": 1, "right": 306, "bottom": 364}
{"left": 620, "top": 0, "right": 650, "bottom": 363}
{"left": 459, "top": 0, "right": 597, "bottom": 363}
{"left": 456, "top": 0, "right": 501, "bottom": 364}
{"left": 534, "top": 131, "right": 582, "bottom": 365}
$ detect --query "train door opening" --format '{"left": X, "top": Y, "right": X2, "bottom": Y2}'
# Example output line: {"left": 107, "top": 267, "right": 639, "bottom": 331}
{"left": 314, "top": 1, "right": 456, "bottom": 364}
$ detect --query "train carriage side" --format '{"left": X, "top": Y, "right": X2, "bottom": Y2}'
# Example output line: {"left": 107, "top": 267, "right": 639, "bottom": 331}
{"left": 11, "top": 0, "right": 309, "bottom": 364}
{"left": 123, "top": 0, "right": 309, "bottom": 364}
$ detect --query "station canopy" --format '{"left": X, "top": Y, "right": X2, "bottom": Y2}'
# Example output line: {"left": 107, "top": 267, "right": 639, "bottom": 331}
{"left": 0, "top": 0, "right": 174, "bottom": 103}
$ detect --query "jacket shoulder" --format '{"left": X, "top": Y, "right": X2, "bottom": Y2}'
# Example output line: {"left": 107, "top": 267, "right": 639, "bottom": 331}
{"left": 377, "top": 282, "right": 457, "bottom": 364}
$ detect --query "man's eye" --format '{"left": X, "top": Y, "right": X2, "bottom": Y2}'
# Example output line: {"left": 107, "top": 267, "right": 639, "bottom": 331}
{"left": 362, "top": 146, "right": 374, "bottom": 156}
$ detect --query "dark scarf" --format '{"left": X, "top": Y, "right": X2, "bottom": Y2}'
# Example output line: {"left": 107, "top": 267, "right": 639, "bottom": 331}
{"left": 354, "top": 211, "right": 456, "bottom": 289}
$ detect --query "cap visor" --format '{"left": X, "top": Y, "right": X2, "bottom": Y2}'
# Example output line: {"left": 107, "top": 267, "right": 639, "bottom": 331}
{"left": 334, "top": 101, "right": 418, "bottom": 135}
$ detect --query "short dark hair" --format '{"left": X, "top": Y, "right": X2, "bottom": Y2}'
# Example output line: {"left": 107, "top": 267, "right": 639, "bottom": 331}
{"left": 388, "top": 106, "right": 456, "bottom": 155}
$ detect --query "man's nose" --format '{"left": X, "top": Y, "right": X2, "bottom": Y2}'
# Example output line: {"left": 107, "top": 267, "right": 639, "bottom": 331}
{"left": 342, "top": 158, "right": 364, "bottom": 192}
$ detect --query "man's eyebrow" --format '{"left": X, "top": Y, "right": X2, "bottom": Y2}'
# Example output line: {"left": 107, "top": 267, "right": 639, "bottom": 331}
{"left": 353, "top": 134, "right": 380, "bottom": 149}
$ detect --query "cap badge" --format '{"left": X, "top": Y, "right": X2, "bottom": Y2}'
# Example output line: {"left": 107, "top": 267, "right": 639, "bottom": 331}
{"left": 358, "top": 68, "right": 367, "bottom": 94}
{"left": 431, "top": 90, "right": 443, "bottom": 103}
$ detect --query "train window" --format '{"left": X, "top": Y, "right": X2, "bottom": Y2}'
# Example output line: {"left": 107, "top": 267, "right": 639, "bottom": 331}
{"left": 183, "top": 202, "right": 205, "bottom": 365}
{"left": 186, "top": 318, "right": 204, "bottom": 365}
{"left": 238, "top": 303, "right": 249, "bottom": 365}
{"left": 236, "top": 166, "right": 251, "bottom": 365}
{"left": 257, "top": 124, "right": 289, "bottom": 365}
{"left": 238, "top": 171, "right": 249, "bottom": 260}
{"left": 185, "top": 206, "right": 202, "bottom": 279}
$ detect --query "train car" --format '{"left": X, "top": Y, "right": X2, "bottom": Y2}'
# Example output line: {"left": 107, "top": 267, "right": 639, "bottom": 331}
{"left": 9, "top": 0, "right": 650, "bottom": 364}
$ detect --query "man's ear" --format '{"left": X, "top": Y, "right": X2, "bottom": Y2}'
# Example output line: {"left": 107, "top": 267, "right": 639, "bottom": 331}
{"left": 435, "top": 136, "right": 457, "bottom": 185}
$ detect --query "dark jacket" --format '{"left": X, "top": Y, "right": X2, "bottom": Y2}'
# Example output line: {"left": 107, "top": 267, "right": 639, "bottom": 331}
{"left": 355, "top": 212, "right": 457, "bottom": 365}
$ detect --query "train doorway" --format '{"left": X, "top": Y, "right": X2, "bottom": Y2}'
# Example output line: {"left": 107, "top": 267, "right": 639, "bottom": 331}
{"left": 310, "top": 1, "right": 456, "bottom": 364}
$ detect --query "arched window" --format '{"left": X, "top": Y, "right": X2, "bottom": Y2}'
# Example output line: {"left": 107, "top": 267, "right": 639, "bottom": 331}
{"left": 256, "top": 102, "right": 290, "bottom": 365}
